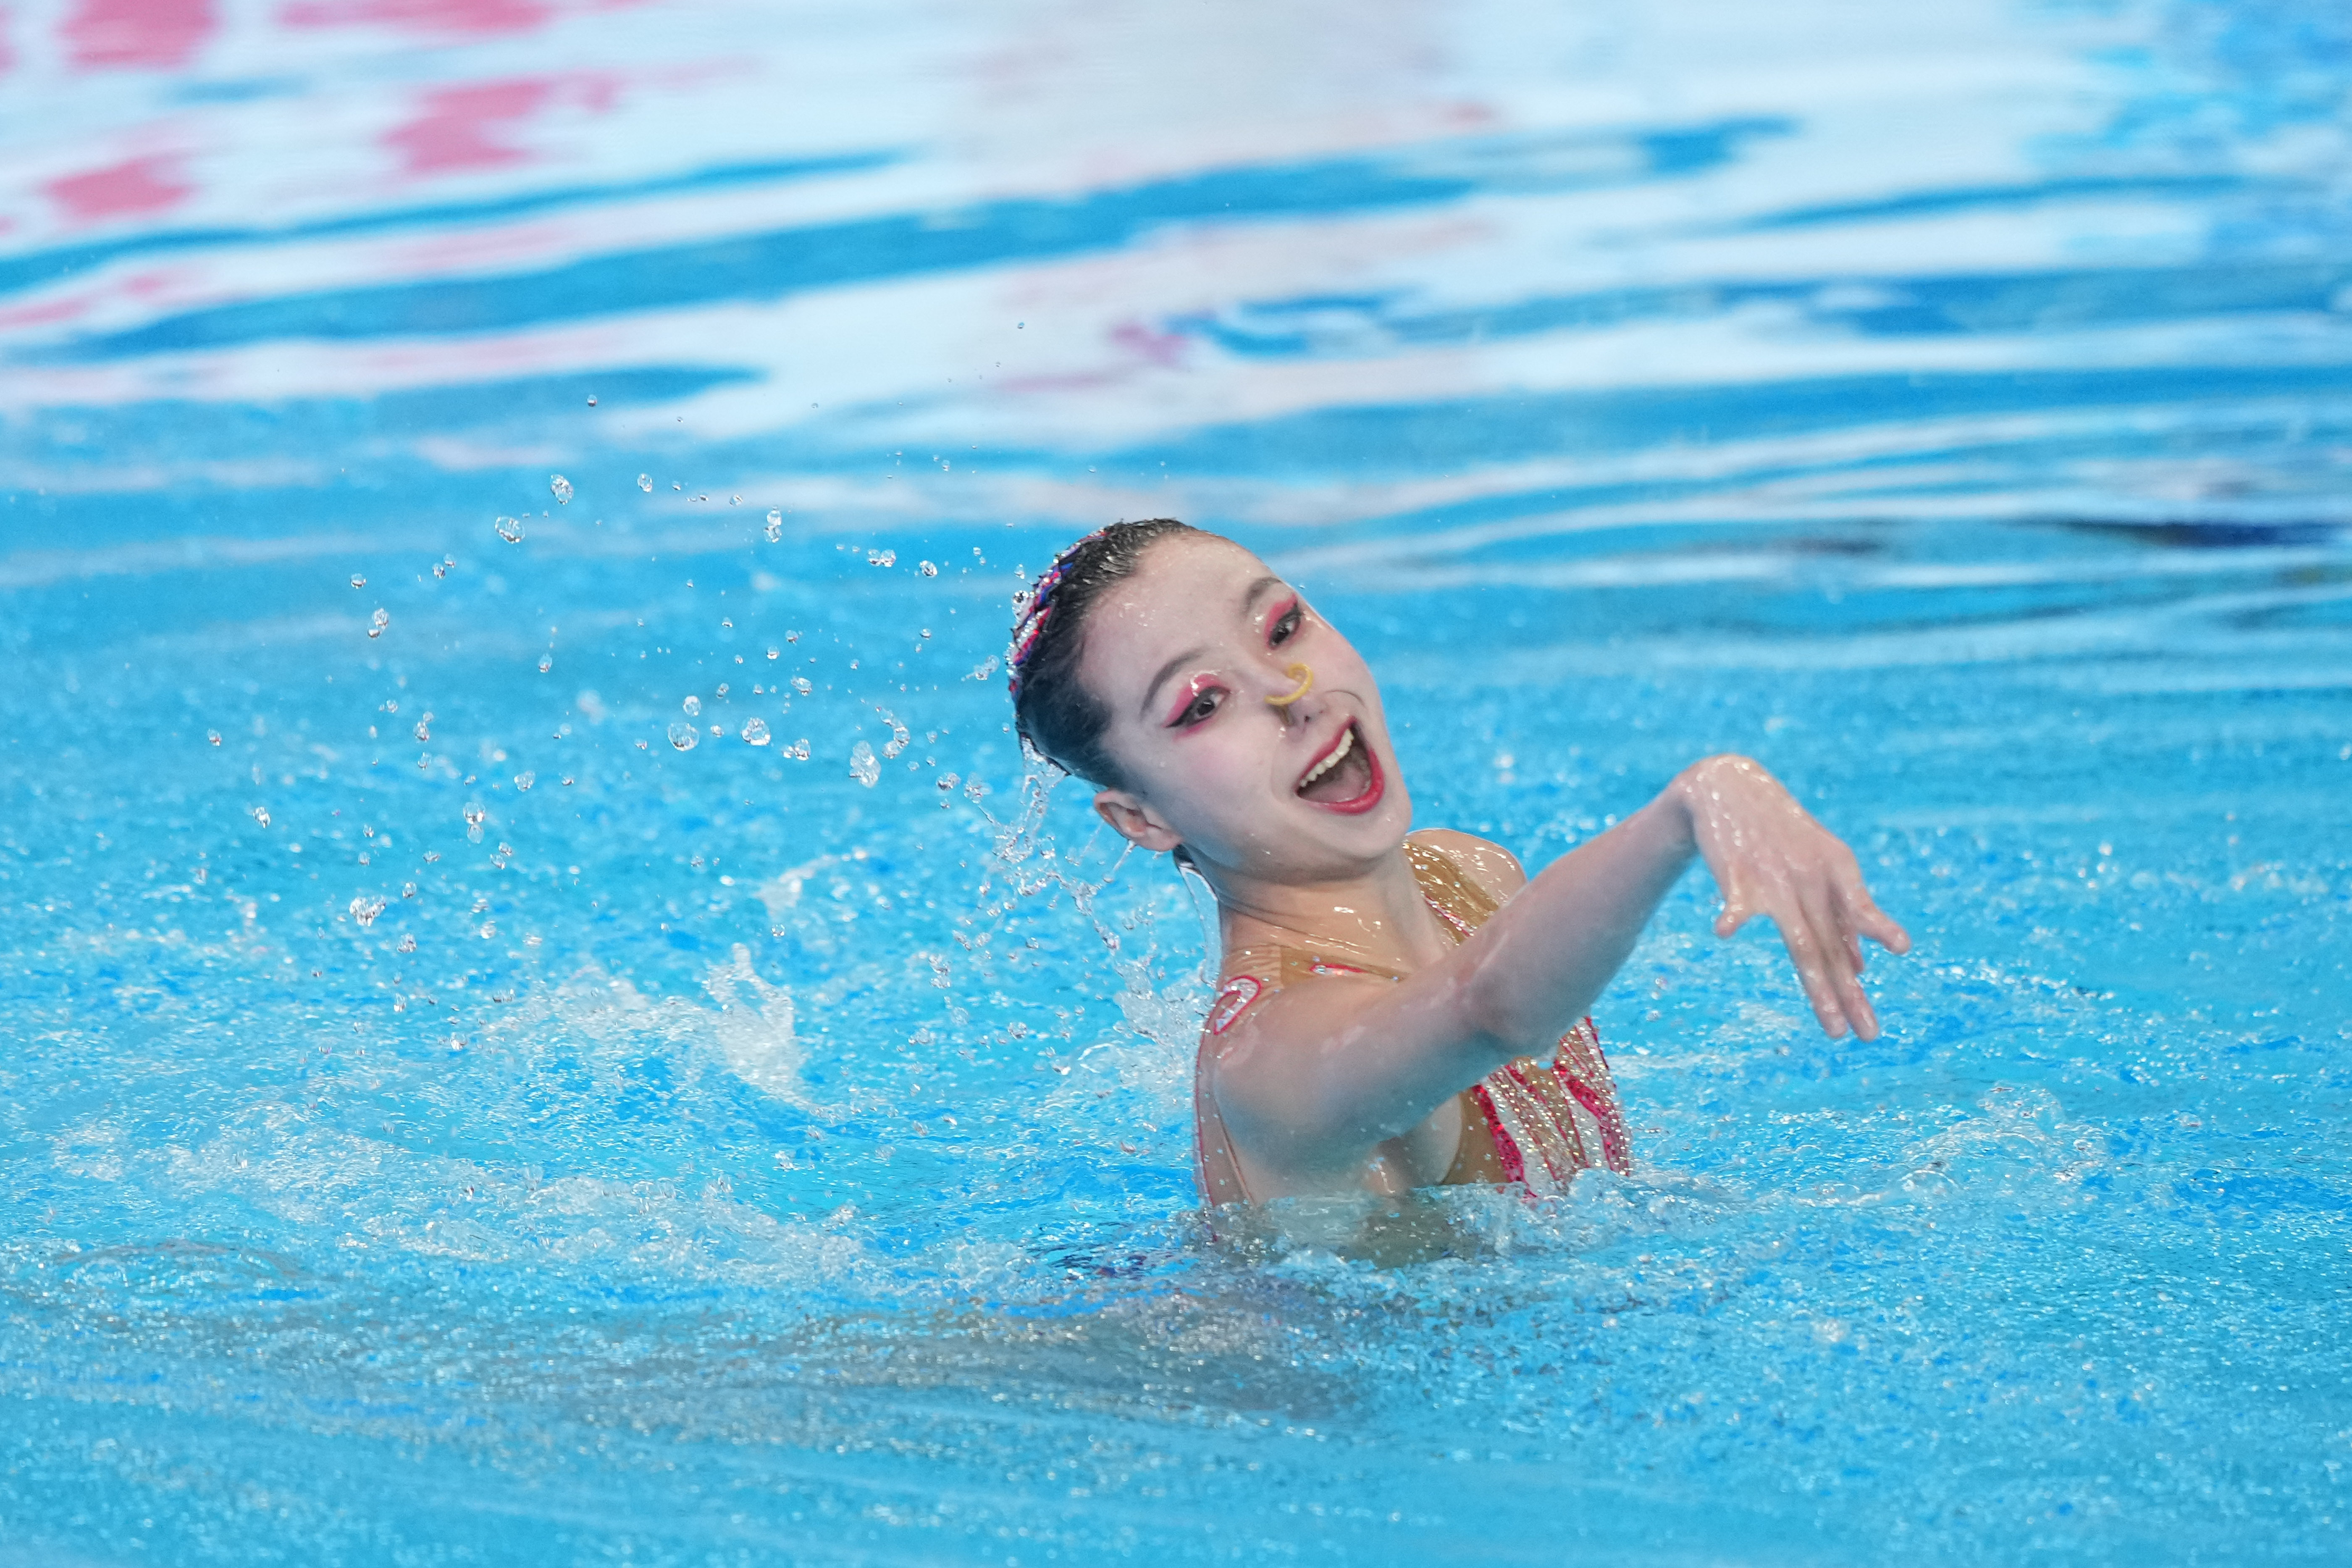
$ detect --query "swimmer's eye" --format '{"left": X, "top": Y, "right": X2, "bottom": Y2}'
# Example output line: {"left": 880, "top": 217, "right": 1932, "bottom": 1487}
{"left": 1268, "top": 597, "right": 1304, "bottom": 647}
{"left": 1167, "top": 681, "right": 1225, "bottom": 729}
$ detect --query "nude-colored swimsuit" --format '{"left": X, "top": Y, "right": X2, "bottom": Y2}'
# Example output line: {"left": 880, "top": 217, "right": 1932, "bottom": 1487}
{"left": 1192, "top": 835, "right": 1635, "bottom": 1206}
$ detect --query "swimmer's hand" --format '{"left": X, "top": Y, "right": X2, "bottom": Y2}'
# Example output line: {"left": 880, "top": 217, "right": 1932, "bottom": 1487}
{"left": 1674, "top": 754, "right": 1911, "bottom": 1040}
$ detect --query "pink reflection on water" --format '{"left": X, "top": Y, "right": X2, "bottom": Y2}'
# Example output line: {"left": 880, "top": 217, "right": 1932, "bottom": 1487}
{"left": 281, "top": 0, "right": 635, "bottom": 37}
{"left": 47, "top": 154, "right": 192, "bottom": 223}
{"left": 383, "top": 74, "right": 620, "bottom": 175}
{"left": 62, "top": 0, "right": 215, "bottom": 68}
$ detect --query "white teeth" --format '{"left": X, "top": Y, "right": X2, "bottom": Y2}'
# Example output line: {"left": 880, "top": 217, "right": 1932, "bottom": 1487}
{"left": 1297, "top": 725, "right": 1355, "bottom": 791}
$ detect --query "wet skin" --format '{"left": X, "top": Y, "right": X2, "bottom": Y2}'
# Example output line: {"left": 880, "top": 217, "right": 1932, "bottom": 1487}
{"left": 1081, "top": 534, "right": 1912, "bottom": 1201}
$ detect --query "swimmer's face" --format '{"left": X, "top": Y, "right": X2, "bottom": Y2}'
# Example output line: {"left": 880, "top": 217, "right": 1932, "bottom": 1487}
{"left": 1081, "top": 533, "right": 1411, "bottom": 882}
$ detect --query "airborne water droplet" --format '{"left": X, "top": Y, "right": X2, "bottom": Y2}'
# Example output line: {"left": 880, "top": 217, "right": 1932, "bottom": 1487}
{"left": 848, "top": 741, "right": 879, "bottom": 786}
{"left": 349, "top": 893, "right": 387, "bottom": 928}
{"left": 495, "top": 516, "right": 525, "bottom": 543}
{"left": 413, "top": 712, "right": 432, "bottom": 742}
{"left": 682, "top": 695, "right": 702, "bottom": 717}
{"left": 919, "top": 560, "right": 937, "bottom": 577}
{"left": 868, "top": 549, "right": 896, "bottom": 568}
{"left": 537, "top": 653, "right": 553, "bottom": 674}
{"left": 638, "top": 473, "right": 654, "bottom": 493}
{"left": 550, "top": 474, "right": 572, "bottom": 504}
{"left": 463, "top": 801, "right": 486, "bottom": 843}
{"left": 350, "top": 574, "right": 367, "bottom": 588}
{"left": 514, "top": 771, "right": 535, "bottom": 791}
{"left": 368, "top": 607, "right": 390, "bottom": 638}
{"left": 792, "top": 677, "right": 812, "bottom": 696}
{"left": 251, "top": 806, "right": 271, "bottom": 827}
{"left": 741, "top": 717, "right": 771, "bottom": 746}
{"left": 434, "top": 555, "right": 453, "bottom": 578}
{"left": 667, "top": 721, "right": 699, "bottom": 751}
{"left": 766, "top": 646, "right": 780, "bottom": 660}
{"left": 765, "top": 509, "right": 783, "bottom": 543}
{"left": 206, "top": 730, "right": 222, "bottom": 746}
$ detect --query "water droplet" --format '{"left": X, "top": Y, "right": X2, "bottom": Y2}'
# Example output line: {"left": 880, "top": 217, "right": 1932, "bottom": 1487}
{"left": 879, "top": 708, "right": 910, "bottom": 759}
{"left": 349, "top": 893, "right": 387, "bottom": 927}
{"left": 765, "top": 509, "right": 783, "bottom": 543}
{"left": 682, "top": 694, "right": 702, "bottom": 717}
{"left": 350, "top": 573, "right": 366, "bottom": 588}
{"left": 413, "top": 713, "right": 432, "bottom": 742}
{"left": 937, "top": 772, "right": 960, "bottom": 791}
{"left": 549, "top": 474, "right": 572, "bottom": 504}
{"left": 788, "top": 738, "right": 810, "bottom": 760}
{"left": 786, "top": 630, "right": 800, "bottom": 643}
{"left": 919, "top": 560, "right": 938, "bottom": 577}
{"left": 514, "top": 771, "right": 535, "bottom": 791}
{"left": 849, "top": 741, "right": 879, "bottom": 786}
{"left": 402, "top": 882, "right": 418, "bottom": 898}
{"left": 638, "top": 474, "right": 654, "bottom": 493}
{"left": 969, "top": 655, "right": 1000, "bottom": 681}
{"left": 868, "top": 549, "right": 896, "bottom": 568}
{"left": 792, "top": 677, "right": 812, "bottom": 696}
{"left": 206, "top": 729, "right": 222, "bottom": 746}
{"left": 433, "top": 555, "right": 453, "bottom": 578}
{"left": 251, "top": 806, "right": 271, "bottom": 827}
{"left": 537, "top": 653, "right": 553, "bottom": 674}
{"left": 741, "top": 717, "right": 771, "bottom": 746}
{"left": 495, "top": 516, "right": 525, "bottom": 544}
{"left": 667, "top": 721, "right": 699, "bottom": 751}
{"left": 368, "top": 607, "right": 390, "bottom": 638}
{"left": 396, "top": 934, "right": 417, "bottom": 953}
{"left": 586, "top": 394, "right": 598, "bottom": 407}
{"left": 463, "top": 802, "right": 486, "bottom": 842}
{"left": 766, "top": 646, "right": 780, "bottom": 660}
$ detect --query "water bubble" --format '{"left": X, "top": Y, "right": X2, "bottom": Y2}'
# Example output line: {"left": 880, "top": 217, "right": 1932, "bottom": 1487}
{"left": 787, "top": 738, "right": 810, "bottom": 760}
{"left": 514, "top": 771, "right": 535, "bottom": 791}
{"left": 413, "top": 713, "right": 432, "bottom": 742}
{"left": 495, "top": 516, "right": 525, "bottom": 543}
{"left": 549, "top": 474, "right": 572, "bottom": 504}
{"left": 537, "top": 653, "right": 553, "bottom": 674}
{"left": 667, "top": 721, "right": 699, "bottom": 751}
{"left": 792, "top": 676, "right": 812, "bottom": 696}
{"left": 682, "top": 695, "right": 702, "bottom": 717}
{"left": 349, "top": 893, "right": 387, "bottom": 927}
{"left": 350, "top": 573, "right": 366, "bottom": 588}
{"left": 765, "top": 509, "right": 783, "bottom": 543}
{"left": 434, "top": 555, "right": 453, "bottom": 578}
{"left": 251, "top": 806, "right": 271, "bottom": 827}
{"left": 849, "top": 741, "right": 879, "bottom": 786}
{"left": 919, "top": 560, "right": 938, "bottom": 577}
{"left": 868, "top": 549, "right": 896, "bottom": 568}
{"left": 637, "top": 473, "right": 654, "bottom": 493}
{"left": 368, "top": 607, "right": 390, "bottom": 638}
{"left": 206, "top": 730, "right": 222, "bottom": 746}
{"left": 741, "top": 717, "right": 771, "bottom": 746}
{"left": 463, "top": 802, "right": 486, "bottom": 842}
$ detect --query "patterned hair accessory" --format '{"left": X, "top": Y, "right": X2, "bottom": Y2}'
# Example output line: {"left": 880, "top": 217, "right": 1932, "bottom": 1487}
{"left": 1006, "top": 526, "right": 1110, "bottom": 698}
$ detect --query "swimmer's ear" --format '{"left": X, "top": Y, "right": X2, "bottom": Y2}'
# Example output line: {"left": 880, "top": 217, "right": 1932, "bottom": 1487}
{"left": 1092, "top": 789, "right": 1183, "bottom": 854}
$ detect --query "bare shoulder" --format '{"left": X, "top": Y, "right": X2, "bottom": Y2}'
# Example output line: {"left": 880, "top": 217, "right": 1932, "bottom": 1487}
{"left": 1199, "top": 971, "right": 1389, "bottom": 1148}
{"left": 1408, "top": 827, "right": 1528, "bottom": 902}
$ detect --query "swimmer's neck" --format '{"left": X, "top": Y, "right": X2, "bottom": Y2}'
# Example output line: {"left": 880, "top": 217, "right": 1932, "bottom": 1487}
{"left": 1202, "top": 844, "right": 1454, "bottom": 972}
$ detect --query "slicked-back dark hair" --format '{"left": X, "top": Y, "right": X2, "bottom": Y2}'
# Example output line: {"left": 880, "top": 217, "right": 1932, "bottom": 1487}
{"left": 1010, "top": 518, "right": 1202, "bottom": 788}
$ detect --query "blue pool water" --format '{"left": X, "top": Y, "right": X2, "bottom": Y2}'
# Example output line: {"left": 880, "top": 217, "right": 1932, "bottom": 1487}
{"left": 4, "top": 0, "right": 2350, "bottom": 1562}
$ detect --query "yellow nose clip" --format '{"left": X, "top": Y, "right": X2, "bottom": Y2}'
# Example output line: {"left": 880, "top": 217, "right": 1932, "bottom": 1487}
{"left": 1266, "top": 662, "right": 1314, "bottom": 708}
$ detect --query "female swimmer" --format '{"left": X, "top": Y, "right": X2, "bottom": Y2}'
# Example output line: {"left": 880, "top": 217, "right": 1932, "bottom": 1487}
{"left": 1008, "top": 520, "right": 1910, "bottom": 1207}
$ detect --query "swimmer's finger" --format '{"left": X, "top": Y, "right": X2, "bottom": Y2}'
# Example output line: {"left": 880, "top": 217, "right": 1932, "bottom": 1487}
{"left": 1713, "top": 867, "right": 1761, "bottom": 938}
{"left": 1840, "top": 877, "right": 1912, "bottom": 956}
{"left": 1800, "top": 882, "right": 1875, "bottom": 1040}
{"left": 1774, "top": 901, "right": 1850, "bottom": 1038}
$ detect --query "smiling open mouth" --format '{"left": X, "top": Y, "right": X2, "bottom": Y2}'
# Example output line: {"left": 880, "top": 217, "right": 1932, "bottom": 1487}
{"left": 1295, "top": 721, "right": 1380, "bottom": 809}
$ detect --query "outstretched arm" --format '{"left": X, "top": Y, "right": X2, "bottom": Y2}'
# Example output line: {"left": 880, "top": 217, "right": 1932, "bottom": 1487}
{"left": 1217, "top": 755, "right": 1910, "bottom": 1180}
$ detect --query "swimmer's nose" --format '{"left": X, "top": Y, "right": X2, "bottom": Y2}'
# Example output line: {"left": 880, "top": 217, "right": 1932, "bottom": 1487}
{"left": 1265, "top": 662, "right": 1313, "bottom": 716}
